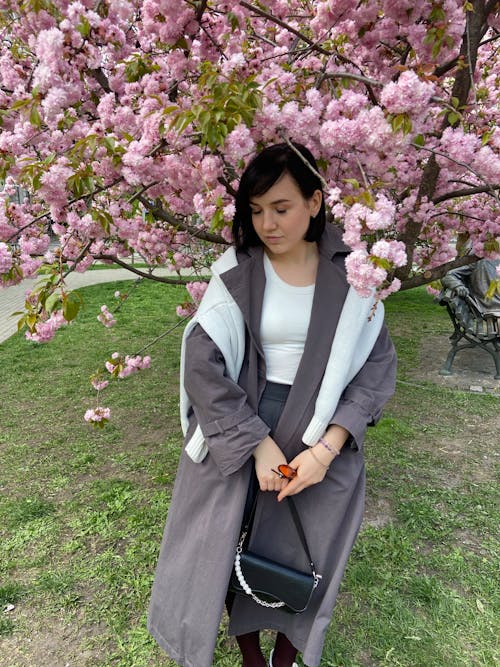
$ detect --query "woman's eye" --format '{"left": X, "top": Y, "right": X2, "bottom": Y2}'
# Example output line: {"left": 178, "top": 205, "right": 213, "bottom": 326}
{"left": 276, "top": 209, "right": 287, "bottom": 214}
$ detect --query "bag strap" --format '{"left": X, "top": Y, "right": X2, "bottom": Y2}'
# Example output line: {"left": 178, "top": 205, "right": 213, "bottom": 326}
{"left": 242, "top": 493, "right": 317, "bottom": 574}
{"left": 287, "top": 496, "right": 315, "bottom": 573}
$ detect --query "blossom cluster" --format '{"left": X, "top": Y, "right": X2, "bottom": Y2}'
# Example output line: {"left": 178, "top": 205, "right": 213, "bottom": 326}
{"left": 25, "top": 311, "right": 67, "bottom": 344}
{"left": 105, "top": 352, "right": 152, "bottom": 379}
{"left": 84, "top": 406, "right": 111, "bottom": 427}
{"left": 97, "top": 304, "right": 117, "bottom": 328}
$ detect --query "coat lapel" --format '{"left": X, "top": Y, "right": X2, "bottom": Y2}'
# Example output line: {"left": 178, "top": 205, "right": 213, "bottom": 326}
{"left": 220, "top": 246, "right": 266, "bottom": 360}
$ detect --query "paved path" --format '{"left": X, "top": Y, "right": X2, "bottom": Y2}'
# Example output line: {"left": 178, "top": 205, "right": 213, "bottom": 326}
{"left": 0, "top": 267, "right": 174, "bottom": 344}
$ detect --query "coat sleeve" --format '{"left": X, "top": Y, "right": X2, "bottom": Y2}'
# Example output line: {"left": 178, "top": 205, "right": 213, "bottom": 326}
{"left": 183, "top": 323, "right": 270, "bottom": 476}
{"left": 441, "top": 263, "right": 474, "bottom": 292}
{"left": 330, "top": 324, "right": 397, "bottom": 449}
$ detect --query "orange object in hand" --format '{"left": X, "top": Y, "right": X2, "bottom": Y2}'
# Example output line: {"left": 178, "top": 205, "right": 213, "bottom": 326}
{"left": 271, "top": 464, "right": 297, "bottom": 479}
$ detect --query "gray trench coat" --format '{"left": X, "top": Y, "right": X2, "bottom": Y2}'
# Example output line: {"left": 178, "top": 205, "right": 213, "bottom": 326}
{"left": 148, "top": 225, "right": 397, "bottom": 667}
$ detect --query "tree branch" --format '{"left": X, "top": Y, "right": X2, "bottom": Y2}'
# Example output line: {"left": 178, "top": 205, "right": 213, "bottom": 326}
{"left": 137, "top": 195, "right": 227, "bottom": 245}
{"left": 239, "top": 1, "right": 332, "bottom": 56}
{"left": 93, "top": 254, "right": 193, "bottom": 284}
{"left": 399, "top": 254, "right": 479, "bottom": 291}
{"left": 485, "top": 0, "right": 500, "bottom": 15}
{"left": 316, "top": 71, "right": 381, "bottom": 105}
{"left": 195, "top": 0, "right": 209, "bottom": 23}
{"left": 87, "top": 67, "right": 111, "bottom": 93}
{"left": 400, "top": 0, "right": 491, "bottom": 266}
{"left": 412, "top": 143, "right": 500, "bottom": 204}
{"left": 433, "top": 184, "right": 500, "bottom": 204}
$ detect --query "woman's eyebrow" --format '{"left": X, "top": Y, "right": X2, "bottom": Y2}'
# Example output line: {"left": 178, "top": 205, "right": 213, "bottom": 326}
{"left": 250, "top": 198, "right": 292, "bottom": 207}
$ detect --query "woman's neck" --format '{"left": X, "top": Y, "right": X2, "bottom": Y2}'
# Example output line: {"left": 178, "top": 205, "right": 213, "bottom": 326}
{"left": 264, "top": 244, "right": 319, "bottom": 286}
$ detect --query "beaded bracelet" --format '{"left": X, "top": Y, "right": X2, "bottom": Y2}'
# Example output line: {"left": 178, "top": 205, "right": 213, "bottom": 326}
{"left": 309, "top": 447, "right": 329, "bottom": 469}
{"left": 318, "top": 437, "right": 341, "bottom": 457}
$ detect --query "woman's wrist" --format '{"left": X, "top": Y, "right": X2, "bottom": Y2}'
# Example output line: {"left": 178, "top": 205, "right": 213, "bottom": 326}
{"left": 309, "top": 445, "right": 331, "bottom": 469}
{"left": 318, "top": 437, "right": 341, "bottom": 457}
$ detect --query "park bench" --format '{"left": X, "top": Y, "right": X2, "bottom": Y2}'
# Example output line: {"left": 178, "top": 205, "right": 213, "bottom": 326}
{"left": 436, "top": 288, "right": 500, "bottom": 379}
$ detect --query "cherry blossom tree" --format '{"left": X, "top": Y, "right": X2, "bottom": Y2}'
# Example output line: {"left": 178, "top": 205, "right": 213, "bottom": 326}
{"left": 1, "top": 0, "right": 499, "bottom": 339}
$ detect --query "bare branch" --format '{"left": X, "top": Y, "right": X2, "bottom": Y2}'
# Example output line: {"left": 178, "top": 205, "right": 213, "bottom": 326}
{"left": 433, "top": 184, "right": 500, "bottom": 204}
{"left": 412, "top": 143, "right": 500, "bottom": 204}
{"left": 318, "top": 71, "right": 382, "bottom": 88}
{"left": 134, "top": 314, "right": 192, "bottom": 356}
{"left": 87, "top": 68, "right": 111, "bottom": 93}
{"left": 399, "top": 254, "right": 479, "bottom": 291}
{"left": 195, "top": 0, "right": 209, "bottom": 23}
{"left": 279, "top": 133, "right": 328, "bottom": 190}
{"left": 93, "top": 254, "right": 193, "bottom": 284}
{"left": 316, "top": 71, "right": 381, "bottom": 105}
{"left": 239, "top": 1, "right": 332, "bottom": 56}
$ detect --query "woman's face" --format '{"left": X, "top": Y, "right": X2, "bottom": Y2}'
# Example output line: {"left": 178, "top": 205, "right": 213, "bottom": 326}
{"left": 249, "top": 173, "right": 322, "bottom": 258}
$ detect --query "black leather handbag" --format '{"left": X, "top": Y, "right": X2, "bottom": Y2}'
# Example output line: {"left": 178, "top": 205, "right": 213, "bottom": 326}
{"left": 229, "top": 496, "right": 321, "bottom": 614}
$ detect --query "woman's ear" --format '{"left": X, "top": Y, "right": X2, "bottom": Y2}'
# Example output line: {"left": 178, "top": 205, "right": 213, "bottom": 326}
{"left": 309, "top": 189, "right": 323, "bottom": 217}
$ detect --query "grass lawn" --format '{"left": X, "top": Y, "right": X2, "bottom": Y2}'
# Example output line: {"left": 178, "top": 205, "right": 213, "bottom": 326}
{"left": 0, "top": 281, "right": 498, "bottom": 666}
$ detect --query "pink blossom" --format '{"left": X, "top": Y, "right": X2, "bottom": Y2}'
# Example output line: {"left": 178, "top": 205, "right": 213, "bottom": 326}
{"left": 380, "top": 71, "right": 435, "bottom": 115}
{"left": 371, "top": 240, "right": 407, "bottom": 268}
{"left": 377, "top": 278, "right": 402, "bottom": 301}
{"left": 0, "top": 242, "right": 13, "bottom": 273}
{"left": 91, "top": 378, "right": 109, "bottom": 391}
{"left": 97, "top": 304, "right": 117, "bottom": 328}
{"left": 105, "top": 352, "right": 151, "bottom": 378}
{"left": 84, "top": 406, "right": 111, "bottom": 425}
{"left": 224, "top": 124, "right": 256, "bottom": 162}
{"left": 186, "top": 281, "right": 208, "bottom": 305}
{"left": 345, "top": 250, "right": 387, "bottom": 297}
{"left": 19, "top": 234, "right": 50, "bottom": 255}
{"left": 0, "top": 0, "right": 498, "bottom": 317}
{"left": 176, "top": 303, "right": 196, "bottom": 318}
{"left": 25, "top": 311, "right": 67, "bottom": 343}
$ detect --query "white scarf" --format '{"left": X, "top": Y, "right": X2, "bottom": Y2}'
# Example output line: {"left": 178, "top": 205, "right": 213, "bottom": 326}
{"left": 180, "top": 247, "right": 384, "bottom": 463}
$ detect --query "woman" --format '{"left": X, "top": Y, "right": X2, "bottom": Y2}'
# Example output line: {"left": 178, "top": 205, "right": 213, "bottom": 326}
{"left": 148, "top": 143, "right": 397, "bottom": 667}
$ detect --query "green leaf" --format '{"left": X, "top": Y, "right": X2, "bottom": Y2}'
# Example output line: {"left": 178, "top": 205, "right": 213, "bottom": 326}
{"left": 17, "top": 315, "right": 27, "bottom": 332}
{"left": 62, "top": 292, "right": 82, "bottom": 322}
{"left": 344, "top": 178, "right": 360, "bottom": 189}
{"left": 485, "top": 279, "right": 500, "bottom": 301}
{"left": 413, "top": 134, "right": 425, "bottom": 147}
{"left": 45, "top": 292, "right": 61, "bottom": 314}
{"left": 77, "top": 16, "right": 91, "bottom": 38}
{"left": 481, "top": 130, "right": 493, "bottom": 146}
{"left": 370, "top": 256, "right": 392, "bottom": 271}
{"left": 29, "top": 103, "right": 42, "bottom": 128}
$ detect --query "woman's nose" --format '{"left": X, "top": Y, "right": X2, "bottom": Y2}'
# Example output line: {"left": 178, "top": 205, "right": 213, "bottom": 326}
{"left": 261, "top": 211, "right": 276, "bottom": 229}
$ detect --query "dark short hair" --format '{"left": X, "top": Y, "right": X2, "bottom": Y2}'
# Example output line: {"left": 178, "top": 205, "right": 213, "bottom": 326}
{"left": 232, "top": 142, "right": 326, "bottom": 251}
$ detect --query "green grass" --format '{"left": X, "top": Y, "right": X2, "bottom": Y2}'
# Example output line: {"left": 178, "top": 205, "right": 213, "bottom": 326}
{"left": 0, "top": 283, "right": 498, "bottom": 666}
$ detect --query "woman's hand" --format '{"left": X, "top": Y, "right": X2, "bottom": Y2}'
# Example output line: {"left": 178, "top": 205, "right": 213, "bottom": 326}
{"left": 276, "top": 447, "right": 329, "bottom": 501}
{"left": 277, "top": 425, "right": 350, "bottom": 501}
{"left": 253, "top": 436, "right": 289, "bottom": 492}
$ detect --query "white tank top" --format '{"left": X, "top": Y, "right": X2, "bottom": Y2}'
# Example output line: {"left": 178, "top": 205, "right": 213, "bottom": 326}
{"left": 260, "top": 253, "right": 315, "bottom": 385}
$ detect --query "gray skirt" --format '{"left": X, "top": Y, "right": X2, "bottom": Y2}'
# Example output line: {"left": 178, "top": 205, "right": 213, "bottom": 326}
{"left": 259, "top": 381, "right": 291, "bottom": 432}
{"left": 240, "top": 381, "right": 291, "bottom": 527}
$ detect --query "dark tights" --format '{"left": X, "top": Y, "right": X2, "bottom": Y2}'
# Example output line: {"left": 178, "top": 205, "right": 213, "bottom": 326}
{"left": 235, "top": 630, "right": 298, "bottom": 667}
{"left": 236, "top": 631, "right": 266, "bottom": 667}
